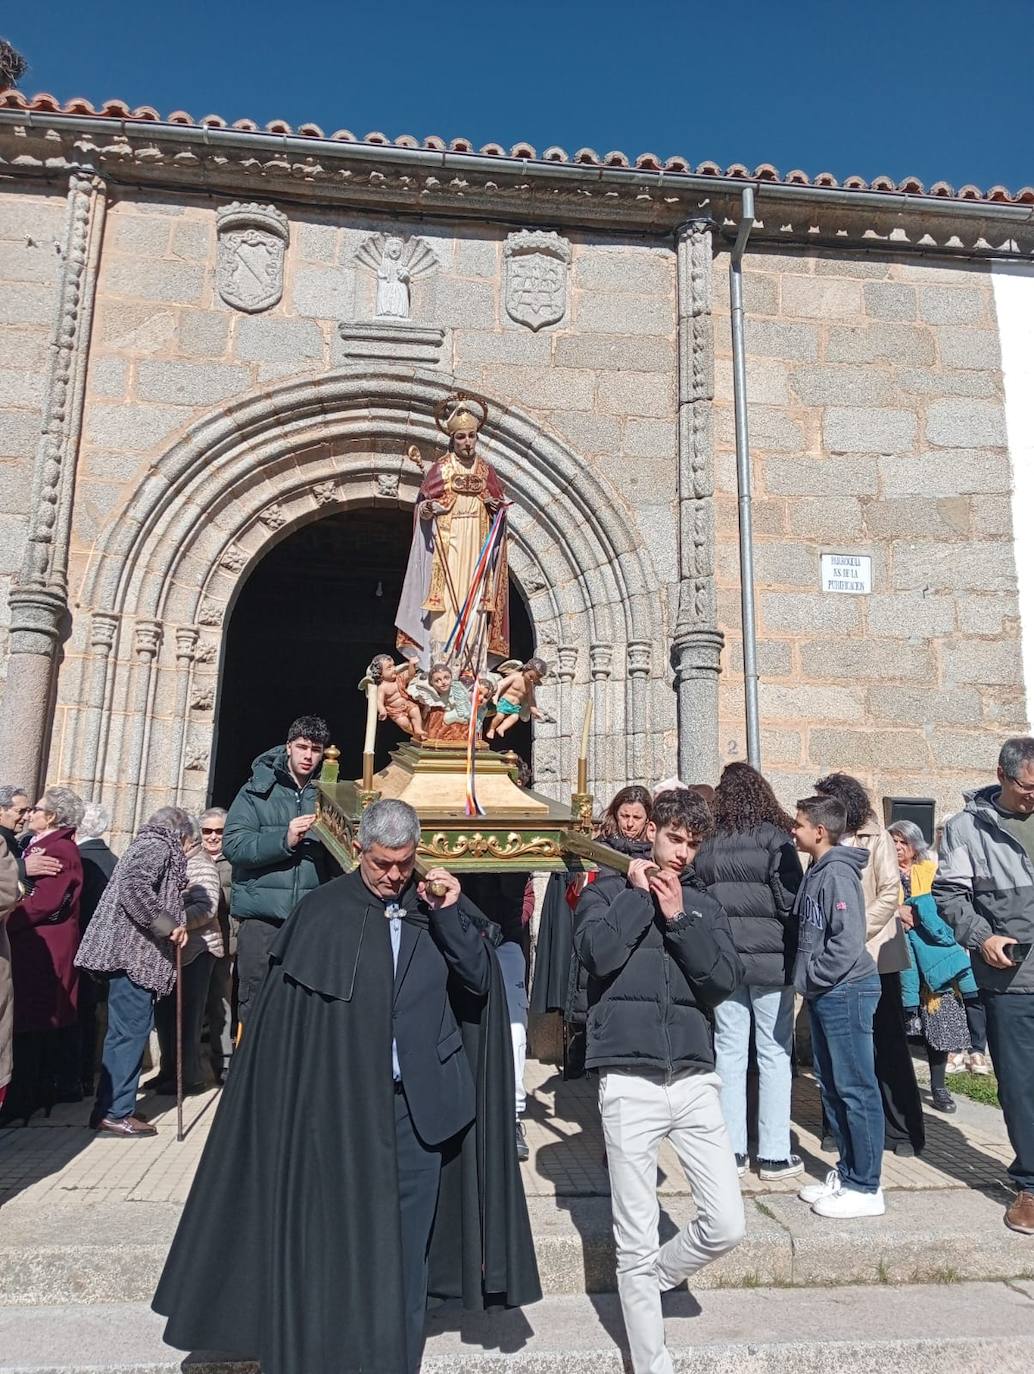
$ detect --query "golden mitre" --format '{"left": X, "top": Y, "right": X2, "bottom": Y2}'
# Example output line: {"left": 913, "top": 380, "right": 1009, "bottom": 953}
{"left": 435, "top": 392, "right": 489, "bottom": 437}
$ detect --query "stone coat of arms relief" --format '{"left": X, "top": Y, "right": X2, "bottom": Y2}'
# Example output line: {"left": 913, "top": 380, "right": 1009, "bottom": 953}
{"left": 216, "top": 202, "right": 290, "bottom": 313}
{"left": 504, "top": 230, "right": 571, "bottom": 331}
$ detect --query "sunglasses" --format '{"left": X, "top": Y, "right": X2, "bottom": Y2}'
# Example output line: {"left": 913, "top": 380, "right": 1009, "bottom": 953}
{"left": 201, "top": 826, "right": 224, "bottom": 836}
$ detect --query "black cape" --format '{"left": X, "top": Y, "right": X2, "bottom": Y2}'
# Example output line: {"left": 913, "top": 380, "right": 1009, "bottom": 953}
{"left": 153, "top": 880, "right": 541, "bottom": 1374}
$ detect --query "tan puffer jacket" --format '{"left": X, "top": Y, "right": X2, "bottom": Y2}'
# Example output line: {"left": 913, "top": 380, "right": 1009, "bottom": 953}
{"left": 845, "top": 820, "right": 908, "bottom": 974}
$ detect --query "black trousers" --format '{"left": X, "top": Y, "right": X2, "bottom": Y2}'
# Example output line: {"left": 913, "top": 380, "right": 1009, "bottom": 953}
{"left": 982, "top": 990, "right": 1034, "bottom": 1193}
{"left": 822, "top": 971, "right": 925, "bottom": 1151}
{"left": 875, "top": 972, "right": 925, "bottom": 1151}
{"left": 394, "top": 1086, "right": 443, "bottom": 1374}
{"left": 235, "top": 918, "right": 282, "bottom": 1029}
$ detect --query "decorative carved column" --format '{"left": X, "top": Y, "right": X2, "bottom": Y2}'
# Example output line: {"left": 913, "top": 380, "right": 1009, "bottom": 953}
{"left": 0, "top": 167, "right": 107, "bottom": 792}
{"left": 171, "top": 626, "right": 200, "bottom": 798}
{"left": 71, "top": 611, "right": 120, "bottom": 793}
{"left": 626, "top": 640, "right": 652, "bottom": 785}
{"left": 589, "top": 642, "right": 613, "bottom": 801}
{"left": 556, "top": 644, "right": 578, "bottom": 787}
{"left": 122, "top": 620, "right": 163, "bottom": 834}
{"left": 671, "top": 219, "right": 723, "bottom": 785}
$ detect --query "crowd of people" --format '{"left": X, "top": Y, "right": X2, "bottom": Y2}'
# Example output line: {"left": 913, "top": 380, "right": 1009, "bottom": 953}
{"left": 0, "top": 718, "right": 1032, "bottom": 1374}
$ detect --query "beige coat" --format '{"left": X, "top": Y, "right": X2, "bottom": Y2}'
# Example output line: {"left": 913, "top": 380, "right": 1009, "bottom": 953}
{"left": 0, "top": 837, "right": 23, "bottom": 1091}
{"left": 845, "top": 820, "right": 909, "bottom": 974}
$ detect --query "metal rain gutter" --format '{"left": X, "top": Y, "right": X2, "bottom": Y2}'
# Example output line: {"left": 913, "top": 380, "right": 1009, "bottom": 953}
{"left": 729, "top": 186, "right": 761, "bottom": 769}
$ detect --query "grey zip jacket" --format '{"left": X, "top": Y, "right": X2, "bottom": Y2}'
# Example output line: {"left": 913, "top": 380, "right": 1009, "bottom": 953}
{"left": 792, "top": 845, "right": 877, "bottom": 996}
{"left": 932, "top": 785, "right": 1034, "bottom": 993}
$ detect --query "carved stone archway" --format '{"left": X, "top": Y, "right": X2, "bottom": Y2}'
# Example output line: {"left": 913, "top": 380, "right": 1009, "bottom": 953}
{"left": 60, "top": 368, "right": 668, "bottom": 841}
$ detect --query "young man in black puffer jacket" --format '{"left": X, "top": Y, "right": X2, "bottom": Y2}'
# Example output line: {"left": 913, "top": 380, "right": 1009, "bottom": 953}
{"left": 574, "top": 790, "right": 744, "bottom": 1374}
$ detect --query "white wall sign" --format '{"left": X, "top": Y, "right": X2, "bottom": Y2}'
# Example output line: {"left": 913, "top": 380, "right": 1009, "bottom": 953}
{"left": 821, "top": 553, "right": 872, "bottom": 594}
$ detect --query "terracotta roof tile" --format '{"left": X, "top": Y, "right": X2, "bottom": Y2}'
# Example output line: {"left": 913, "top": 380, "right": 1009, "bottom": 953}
{"left": 0, "top": 91, "right": 1030, "bottom": 207}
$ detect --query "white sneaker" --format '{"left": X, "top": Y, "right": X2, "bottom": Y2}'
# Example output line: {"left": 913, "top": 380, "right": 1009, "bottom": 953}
{"left": 947, "top": 1051, "right": 967, "bottom": 1072}
{"left": 812, "top": 1186, "right": 885, "bottom": 1219}
{"left": 968, "top": 1052, "right": 992, "bottom": 1076}
{"left": 799, "top": 1168, "right": 840, "bottom": 1205}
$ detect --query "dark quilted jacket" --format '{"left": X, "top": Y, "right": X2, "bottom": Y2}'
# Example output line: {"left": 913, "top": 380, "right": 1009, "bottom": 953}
{"left": 693, "top": 823, "right": 803, "bottom": 987}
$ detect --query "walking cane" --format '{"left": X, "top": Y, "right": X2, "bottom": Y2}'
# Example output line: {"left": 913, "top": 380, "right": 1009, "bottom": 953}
{"left": 175, "top": 941, "right": 184, "bottom": 1143}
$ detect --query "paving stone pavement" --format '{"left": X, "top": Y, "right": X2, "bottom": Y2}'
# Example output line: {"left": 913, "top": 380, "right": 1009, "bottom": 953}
{"left": 0, "top": 1060, "right": 1014, "bottom": 1208}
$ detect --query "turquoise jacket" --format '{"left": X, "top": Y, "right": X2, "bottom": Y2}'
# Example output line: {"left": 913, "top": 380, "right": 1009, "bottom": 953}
{"left": 900, "top": 891, "right": 978, "bottom": 1007}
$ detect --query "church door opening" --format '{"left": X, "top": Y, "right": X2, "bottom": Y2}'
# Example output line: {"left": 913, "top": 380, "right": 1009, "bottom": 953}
{"left": 209, "top": 507, "right": 534, "bottom": 807}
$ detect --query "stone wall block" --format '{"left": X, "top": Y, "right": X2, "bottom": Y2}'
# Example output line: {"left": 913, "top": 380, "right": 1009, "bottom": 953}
{"left": 800, "top": 639, "right": 933, "bottom": 681}
{"left": 171, "top": 219, "right": 211, "bottom": 261}
{"left": 892, "top": 539, "right": 1015, "bottom": 592}
{"left": 867, "top": 685, "right": 981, "bottom": 725}
{"left": 0, "top": 371, "right": 42, "bottom": 409}
{"left": 933, "top": 731, "right": 1011, "bottom": 772}
{"left": 574, "top": 249, "right": 672, "bottom": 294}
{"left": 108, "top": 216, "right": 172, "bottom": 257}
{"left": 825, "top": 323, "right": 935, "bottom": 366}
{"left": 290, "top": 265, "right": 355, "bottom": 320}
{"left": 479, "top": 363, "right": 595, "bottom": 412}
{"left": 925, "top": 398, "right": 1006, "bottom": 448}
{"left": 136, "top": 360, "right": 250, "bottom": 406}
{"left": 179, "top": 311, "right": 231, "bottom": 359}
{"left": 957, "top": 594, "right": 1019, "bottom": 636}
{"left": 296, "top": 222, "right": 339, "bottom": 264}
{"left": 556, "top": 333, "right": 674, "bottom": 373}
{"left": 0, "top": 241, "right": 62, "bottom": 285}
{"left": 724, "top": 640, "right": 794, "bottom": 678}
{"left": 597, "top": 371, "right": 674, "bottom": 418}
{"left": 760, "top": 682, "right": 866, "bottom": 721}
{"left": 453, "top": 329, "right": 551, "bottom": 367}
{"left": 95, "top": 303, "right": 177, "bottom": 354}
{"left": 823, "top": 406, "right": 917, "bottom": 454}
{"left": 786, "top": 496, "right": 864, "bottom": 539}
{"left": 943, "top": 641, "right": 1024, "bottom": 687}
{"left": 432, "top": 279, "right": 497, "bottom": 330}
{"left": 879, "top": 451, "right": 1009, "bottom": 497}
{"left": 898, "top": 367, "right": 998, "bottom": 399}
{"left": 0, "top": 330, "right": 47, "bottom": 371}
{"left": 0, "top": 409, "right": 40, "bottom": 457}
{"left": 714, "top": 356, "right": 790, "bottom": 406}
{"left": 86, "top": 358, "right": 129, "bottom": 399}
{"left": 781, "top": 276, "right": 863, "bottom": 320}
{"left": 809, "top": 727, "right": 929, "bottom": 770}
{"left": 790, "top": 364, "right": 895, "bottom": 408}
{"left": 84, "top": 403, "right": 188, "bottom": 452}
{"left": 104, "top": 258, "right": 205, "bottom": 305}
{"left": 719, "top": 404, "right": 804, "bottom": 453}
{"left": 918, "top": 285, "right": 987, "bottom": 324}
{"left": 1, "top": 282, "right": 54, "bottom": 326}
{"left": 760, "top": 592, "right": 861, "bottom": 634}
{"left": 234, "top": 315, "right": 324, "bottom": 365}
{"left": 865, "top": 593, "right": 956, "bottom": 637}
{"left": 575, "top": 289, "right": 672, "bottom": 336}
{"left": 0, "top": 195, "right": 65, "bottom": 242}
{"left": 763, "top": 456, "right": 878, "bottom": 497}
{"left": 862, "top": 496, "right": 970, "bottom": 539}
{"left": 742, "top": 319, "right": 820, "bottom": 362}
{"left": 935, "top": 327, "right": 1001, "bottom": 371}
{"left": 863, "top": 282, "right": 917, "bottom": 321}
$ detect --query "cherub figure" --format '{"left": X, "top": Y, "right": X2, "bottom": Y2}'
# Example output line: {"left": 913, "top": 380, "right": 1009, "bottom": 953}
{"left": 407, "top": 662, "right": 473, "bottom": 742}
{"left": 487, "top": 657, "right": 547, "bottom": 741}
{"left": 366, "top": 654, "right": 425, "bottom": 740}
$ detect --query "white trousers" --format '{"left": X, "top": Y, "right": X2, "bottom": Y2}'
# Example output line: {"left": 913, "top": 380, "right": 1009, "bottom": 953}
{"left": 599, "top": 1069, "right": 746, "bottom": 1374}
{"left": 496, "top": 941, "right": 528, "bottom": 1117}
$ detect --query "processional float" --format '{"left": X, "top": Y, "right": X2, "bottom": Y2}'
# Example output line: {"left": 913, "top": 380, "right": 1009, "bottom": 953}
{"left": 311, "top": 391, "right": 624, "bottom": 880}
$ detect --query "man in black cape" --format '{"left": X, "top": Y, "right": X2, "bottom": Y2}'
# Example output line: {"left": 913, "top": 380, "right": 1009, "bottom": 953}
{"left": 153, "top": 798, "right": 541, "bottom": 1374}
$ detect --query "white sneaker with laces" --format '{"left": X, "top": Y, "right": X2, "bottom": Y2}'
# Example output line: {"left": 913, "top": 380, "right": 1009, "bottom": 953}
{"left": 812, "top": 1186, "right": 885, "bottom": 1219}
{"left": 799, "top": 1168, "right": 840, "bottom": 1205}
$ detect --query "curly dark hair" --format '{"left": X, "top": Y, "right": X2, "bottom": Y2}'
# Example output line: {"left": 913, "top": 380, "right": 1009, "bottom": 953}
{"left": 601, "top": 785, "right": 652, "bottom": 839}
{"left": 713, "top": 762, "right": 795, "bottom": 835}
{"left": 652, "top": 789, "right": 714, "bottom": 842}
{"left": 813, "top": 771, "right": 875, "bottom": 835}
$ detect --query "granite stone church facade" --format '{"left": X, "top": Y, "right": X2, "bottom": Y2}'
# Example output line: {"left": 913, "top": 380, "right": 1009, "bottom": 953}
{"left": 0, "top": 93, "right": 1030, "bottom": 840}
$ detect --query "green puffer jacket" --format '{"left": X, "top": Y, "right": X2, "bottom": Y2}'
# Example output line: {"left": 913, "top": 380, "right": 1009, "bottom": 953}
{"left": 223, "top": 747, "right": 334, "bottom": 924}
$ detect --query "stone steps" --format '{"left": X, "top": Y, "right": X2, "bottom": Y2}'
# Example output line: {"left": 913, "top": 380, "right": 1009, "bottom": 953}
{"left": 1, "top": 1188, "right": 1031, "bottom": 1307}
{"left": 2, "top": 1284, "right": 1033, "bottom": 1373}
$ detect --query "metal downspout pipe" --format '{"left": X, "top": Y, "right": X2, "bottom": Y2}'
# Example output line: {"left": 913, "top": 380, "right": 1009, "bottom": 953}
{"left": 729, "top": 186, "right": 761, "bottom": 768}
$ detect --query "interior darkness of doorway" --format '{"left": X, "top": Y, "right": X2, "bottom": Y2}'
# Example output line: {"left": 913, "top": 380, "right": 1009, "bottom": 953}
{"left": 209, "top": 507, "right": 535, "bottom": 807}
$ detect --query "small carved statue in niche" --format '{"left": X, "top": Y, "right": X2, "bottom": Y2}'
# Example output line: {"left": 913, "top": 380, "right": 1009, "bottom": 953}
{"left": 354, "top": 233, "right": 438, "bottom": 322}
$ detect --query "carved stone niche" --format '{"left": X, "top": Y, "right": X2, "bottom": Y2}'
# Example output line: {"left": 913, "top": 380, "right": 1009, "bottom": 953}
{"left": 342, "top": 232, "right": 444, "bottom": 367}
{"left": 216, "top": 202, "right": 289, "bottom": 314}
{"left": 504, "top": 230, "right": 571, "bottom": 331}
{"left": 352, "top": 233, "right": 439, "bottom": 322}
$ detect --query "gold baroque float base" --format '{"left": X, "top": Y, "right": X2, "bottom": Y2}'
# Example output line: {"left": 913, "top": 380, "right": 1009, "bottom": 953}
{"left": 313, "top": 742, "right": 609, "bottom": 875}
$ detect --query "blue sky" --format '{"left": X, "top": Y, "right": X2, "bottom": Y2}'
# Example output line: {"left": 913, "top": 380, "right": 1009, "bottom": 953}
{"left": 8, "top": 1, "right": 1034, "bottom": 190}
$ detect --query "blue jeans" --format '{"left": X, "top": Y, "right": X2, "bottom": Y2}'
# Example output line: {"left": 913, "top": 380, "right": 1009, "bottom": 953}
{"left": 808, "top": 974, "right": 883, "bottom": 1193}
{"left": 94, "top": 974, "right": 156, "bottom": 1121}
{"left": 714, "top": 984, "right": 794, "bottom": 1159}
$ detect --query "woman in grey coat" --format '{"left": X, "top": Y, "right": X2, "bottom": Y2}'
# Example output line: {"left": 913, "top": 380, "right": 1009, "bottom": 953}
{"left": 76, "top": 807, "right": 191, "bottom": 1137}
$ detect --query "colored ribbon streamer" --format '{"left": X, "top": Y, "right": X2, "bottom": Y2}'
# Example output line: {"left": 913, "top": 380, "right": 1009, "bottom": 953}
{"left": 464, "top": 679, "right": 485, "bottom": 817}
{"left": 445, "top": 508, "right": 507, "bottom": 661}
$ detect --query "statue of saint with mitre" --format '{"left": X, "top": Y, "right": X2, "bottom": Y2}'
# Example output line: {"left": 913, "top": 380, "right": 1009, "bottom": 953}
{"left": 395, "top": 393, "right": 510, "bottom": 674}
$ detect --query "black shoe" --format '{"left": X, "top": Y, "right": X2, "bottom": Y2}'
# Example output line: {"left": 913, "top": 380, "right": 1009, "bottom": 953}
{"left": 758, "top": 1154, "right": 805, "bottom": 1181}
{"left": 931, "top": 1088, "right": 957, "bottom": 1114}
{"left": 147, "top": 1078, "right": 176, "bottom": 1096}
{"left": 820, "top": 1134, "right": 835, "bottom": 1153}
{"left": 892, "top": 1141, "right": 915, "bottom": 1158}
{"left": 515, "top": 1121, "right": 529, "bottom": 1163}
{"left": 735, "top": 1153, "right": 748, "bottom": 1177}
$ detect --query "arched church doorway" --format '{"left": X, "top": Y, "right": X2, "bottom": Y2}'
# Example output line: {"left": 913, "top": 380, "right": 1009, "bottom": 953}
{"left": 209, "top": 507, "right": 535, "bottom": 806}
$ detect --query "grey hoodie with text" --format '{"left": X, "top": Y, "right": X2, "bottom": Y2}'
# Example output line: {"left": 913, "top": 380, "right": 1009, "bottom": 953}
{"left": 792, "top": 845, "right": 878, "bottom": 997}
